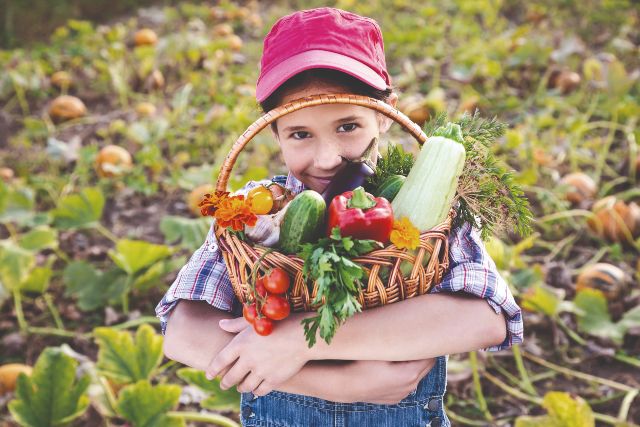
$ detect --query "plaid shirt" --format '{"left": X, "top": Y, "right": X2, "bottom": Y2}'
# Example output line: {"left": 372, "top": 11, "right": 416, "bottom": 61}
{"left": 156, "top": 173, "right": 523, "bottom": 352}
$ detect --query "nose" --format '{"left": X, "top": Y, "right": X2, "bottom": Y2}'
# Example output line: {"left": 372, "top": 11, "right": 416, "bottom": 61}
{"left": 313, "top": 140, "right": 343, "bottom": 171}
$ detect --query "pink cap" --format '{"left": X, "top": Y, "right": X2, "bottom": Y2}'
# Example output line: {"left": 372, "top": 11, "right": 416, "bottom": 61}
{"left": 256, "top": 7, "right": 391, "bottom": 103}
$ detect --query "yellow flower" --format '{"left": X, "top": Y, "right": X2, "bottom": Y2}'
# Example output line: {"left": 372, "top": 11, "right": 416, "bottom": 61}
{"left": 390, "top": 217, "right": 420, "bottom": 250}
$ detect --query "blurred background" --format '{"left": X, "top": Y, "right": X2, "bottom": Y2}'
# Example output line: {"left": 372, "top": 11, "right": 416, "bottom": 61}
{"left": 0, "top": 0, "right": 639, "bottom": 425}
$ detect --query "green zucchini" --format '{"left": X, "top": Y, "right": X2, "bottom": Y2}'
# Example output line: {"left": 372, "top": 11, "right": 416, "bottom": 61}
{"left": 376, "top": 174, "right": 406, "bottom": 202}
{"left": 392, "top": 123, "right": 466, "bottom": 231}
{"left": 280, "top": 190, "right": 326, "bottom": 254}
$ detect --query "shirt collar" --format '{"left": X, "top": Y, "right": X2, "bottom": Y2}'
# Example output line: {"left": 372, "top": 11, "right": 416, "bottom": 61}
{"left": 285, "top": 172, "right": 307, "bottom": 195}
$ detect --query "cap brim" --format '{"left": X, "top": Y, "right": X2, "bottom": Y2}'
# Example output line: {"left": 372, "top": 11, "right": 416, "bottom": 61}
{"left": 256, "top": 49, "right": 388, "bottom": 103}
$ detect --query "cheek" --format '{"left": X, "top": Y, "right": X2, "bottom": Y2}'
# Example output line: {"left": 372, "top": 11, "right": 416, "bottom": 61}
{"left": 280, "top": 143, "right": 313, "bottom": 175}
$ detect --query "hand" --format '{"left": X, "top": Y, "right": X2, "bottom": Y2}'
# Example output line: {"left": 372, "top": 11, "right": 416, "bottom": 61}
{"left": 205, "top": 316, "right": 309, "bottom": 396}
{"left": 345, "top": 358, "right": 437, "bottom": 405}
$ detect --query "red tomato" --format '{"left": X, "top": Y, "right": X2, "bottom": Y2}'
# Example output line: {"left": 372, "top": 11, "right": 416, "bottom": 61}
{"left": 253, "top": 316, "right": 273, "bottom": 336}
{"left": 243, "top": 303, "right": 258, "bottom": 324}
{"left": 262, "top": 295, "right": 291, "bottom": 321}
{"left": 263, "top": 268, "right": 290, "bottom": 294}
{"left": 253, "top": 276, "right": 268, "bottom": 298}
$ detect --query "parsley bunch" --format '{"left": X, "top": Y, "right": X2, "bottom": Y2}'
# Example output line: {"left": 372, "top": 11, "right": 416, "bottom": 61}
{"left": 298, "top": 227, "right": 381, "bottom": 347}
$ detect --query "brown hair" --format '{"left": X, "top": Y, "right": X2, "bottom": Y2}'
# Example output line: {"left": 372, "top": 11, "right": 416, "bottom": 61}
{"left": 258, "top": 68, "right": 393, "bottom": 134}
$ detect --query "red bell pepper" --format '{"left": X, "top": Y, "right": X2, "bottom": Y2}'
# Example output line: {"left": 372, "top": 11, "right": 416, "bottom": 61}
{"left": 327, "top": 186, "right": 394, "bottom": 243}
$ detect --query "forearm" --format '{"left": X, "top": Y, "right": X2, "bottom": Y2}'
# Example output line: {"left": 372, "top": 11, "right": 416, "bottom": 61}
{"left": 287, "top": 293, "right": 507, "bottom": 361}
{"left": 274, "top": 360, "right": 357, "bottom": 402}
{"left": 163, "top": 300, "right": 237, "bottom": 370}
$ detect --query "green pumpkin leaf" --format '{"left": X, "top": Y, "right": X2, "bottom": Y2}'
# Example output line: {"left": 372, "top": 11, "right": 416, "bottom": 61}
{"left": 176, "top": 368, "right": 240, "bottom": 411}
{"left": 515, "top": 391, "right": 594, "bottom": 427}
{"left": 574, "top": 289, "right": 625, "bottom": 344}
{"left": 63, "top": 262, "right": 128, "bottom": 311}
{"left": 52, "top": 187, "right": 104, "bottom": 229}
{"left": 19, "top": 226, "right": 58, "bottom": 251}
{"left": 8, "top": 347, "right": 90, "bottom": 427}
{"left": 0, "top": 240, "right": 36, "bottom": 291}
{"left": 20, "top": 261, "right": 54, "bottom": 294}
{"left": 619, "top": 305, "right": 640, "bottom": 330}
{"left": 93, "top": 324, "right": 164, "bottom": 384}
{"left": 0, "top": 181, "right": 35, "bottom": 225}
{"left": 521, "top": 283, "right": 563, "bottom": 317}
{"left": 108, "top": 239, "right": 174, "bottom": 276}
{"left": 116, "top": 380, "right": 184, "bottom": 427}
{"left": 159, "top": 216, "right": 211, "bottom": 250}
{"left": 132, "top": 256, "right": 186, "bottom": 291}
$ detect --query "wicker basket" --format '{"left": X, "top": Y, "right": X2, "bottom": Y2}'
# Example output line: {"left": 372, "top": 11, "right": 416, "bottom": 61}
{"left": 213, "top": 93, "right": 453, "bottom": 312}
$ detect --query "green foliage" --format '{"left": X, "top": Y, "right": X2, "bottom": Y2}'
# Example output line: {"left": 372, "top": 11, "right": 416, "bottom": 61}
{"left": 18, "top": 226, "right": 58, "bottom": 251}
{"left": 365, "top": 143, "right": 415, "bottom": 193}
{"left": 160, "top": 216, "right": 211, "bottom": 250}
{"left": 93, "top": 324, "right": 164, "bottom": 384}
{"left": 0, "top": 181, "right": 35, "bottom": 225}
{"left": 63, "top": 261, "right": 128, "bottom": 311}
{"left": 515, "top": 391, "right": 594, "bottom": 427}
{"left": 176, "top": 368, "right": 241, "bottom": 411}
{"left": 116, "top": 380, "right": 184, "bottom": 427}
{"left": 0, "top": 240, "right": 35, "bottom": 290}
{"left": 8, "top": 347, "right": 90, "bottom": 427}
{"left": 299, "top": 227, "right": 381, "bottom": 347}
{"left": 108, "top": 239, "right": 174, "bottom": 276}
{"left": 574, "top": 289, "right": 640, "bottom": 345}
{"left": 52, "top": 187, "right": 104, "bottom": 229}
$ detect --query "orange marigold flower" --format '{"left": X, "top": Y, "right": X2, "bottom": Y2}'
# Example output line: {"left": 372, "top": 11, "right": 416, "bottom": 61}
{"left": 199, "top": 191, "right": 230, "bottom": 217}
{"left": 390, "top": 217, "right": 420, "bottom": 250}
{"left": 214, "top": 194, "right": 257, "bottom": 231}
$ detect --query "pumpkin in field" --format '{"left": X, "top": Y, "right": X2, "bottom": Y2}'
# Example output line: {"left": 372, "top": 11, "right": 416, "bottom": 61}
{"left": 560, "top": 172, "right": 597, "bottom": 204}
{"left": 0, "top": 364, "right": 33, "bottom": 394}
{"left": 575, "top": 263, "right": 627, "bottom": 300}
{"left": 587, "top": 196, "right": 640, "bottom": 243}
{"left": 135, "top": 102, "right": 157, "bottom": 117}
{"left": 95, "top": 145, "right": 133, "bottom": 178}
{"left": 134, "top": 28, "right": 158, "bottom": 46}
{"left": 48, "top": 95, "right": 87, "bottom": 122}
{"left": 50, "top": 71, "right": 73, "bottom": 89}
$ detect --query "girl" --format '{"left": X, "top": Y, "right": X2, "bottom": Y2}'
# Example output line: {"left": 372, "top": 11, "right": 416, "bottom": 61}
{"left": 157, "top": 7, "right": 523, "bottom": 427}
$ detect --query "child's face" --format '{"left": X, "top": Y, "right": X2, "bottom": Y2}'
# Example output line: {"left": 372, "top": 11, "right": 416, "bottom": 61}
{"left": 271, "top": 82, "right": 398, "bottom": 193}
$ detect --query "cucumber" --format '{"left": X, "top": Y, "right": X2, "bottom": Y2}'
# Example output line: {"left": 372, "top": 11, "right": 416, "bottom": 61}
{"left": 279, "top": 190, "right": 326, "bottom": 254}
{"left": 376, "top": 174, "right": 406, "bottom": 202}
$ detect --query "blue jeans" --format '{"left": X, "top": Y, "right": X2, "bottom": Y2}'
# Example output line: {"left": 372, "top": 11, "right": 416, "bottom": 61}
{"left": 239, "top": 355, "right": 450, "bottom": 427}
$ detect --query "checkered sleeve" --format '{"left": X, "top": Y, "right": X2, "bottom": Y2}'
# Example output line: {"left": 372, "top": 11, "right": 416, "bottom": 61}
{"left": 155, "top": 178, "right": 280, "bottom": 334}
{"left": 430, "top": 222, "right": 524, "bottom": 351}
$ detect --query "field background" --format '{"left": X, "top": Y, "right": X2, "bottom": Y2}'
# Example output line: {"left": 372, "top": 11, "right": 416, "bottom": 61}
{"left": 0, "top": 0, "right": 639, "bottom": 425}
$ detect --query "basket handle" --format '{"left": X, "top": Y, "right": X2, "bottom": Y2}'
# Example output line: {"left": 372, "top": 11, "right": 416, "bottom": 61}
{"left": 216, "top": 93, "right": 428, "bottom": 191}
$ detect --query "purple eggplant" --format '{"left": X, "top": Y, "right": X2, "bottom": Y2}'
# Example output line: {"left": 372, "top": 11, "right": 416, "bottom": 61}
{"left": 321, "top": 137, "right": 378, "bottom": 206}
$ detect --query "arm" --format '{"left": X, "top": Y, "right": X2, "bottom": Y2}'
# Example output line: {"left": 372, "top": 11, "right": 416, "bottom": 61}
{"left": 164, "top": 300, "right": 433, "bottom": 403}
{"left": 290, "top": 291, "right": 507, "bottom": 362}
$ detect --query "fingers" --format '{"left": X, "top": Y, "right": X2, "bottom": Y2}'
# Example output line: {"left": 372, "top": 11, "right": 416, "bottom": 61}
{"left": 205, "top": 346, "right": 239, "bottom": 380}
{"left": 253, "top": 381, "right": 274, "bottom": 397}
{"left": 219, "top": 359, "right": 251, "bottom": 390}
{"left": 237, "top": 372, "right": 264, "bottom": 393}
{"left": 219, "top": 317, "right": 251, "bottom": 333}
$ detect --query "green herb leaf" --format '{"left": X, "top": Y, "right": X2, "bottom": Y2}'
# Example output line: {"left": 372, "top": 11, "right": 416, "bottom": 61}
{"left": 365, "top": 143, "right": 415, "bottom": 193}
{"left": 298, "top": 228, "right": 377, "bottom": 347}
{"left": 8, "top": 347, "right": 90, "bottom": 427}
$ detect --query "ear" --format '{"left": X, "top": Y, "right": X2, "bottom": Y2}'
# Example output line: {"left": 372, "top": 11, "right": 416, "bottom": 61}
{"left": 378, "top": 92, "right": 399, "bottom": 134}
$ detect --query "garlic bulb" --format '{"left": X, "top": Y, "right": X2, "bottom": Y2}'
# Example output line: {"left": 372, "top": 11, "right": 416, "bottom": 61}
{"left": 245, "top": 204, "right": 289, "bottom": 247}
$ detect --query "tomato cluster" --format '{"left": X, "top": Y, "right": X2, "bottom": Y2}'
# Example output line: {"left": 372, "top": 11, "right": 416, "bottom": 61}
{"left": 243, "top": 267, "right": 291, "bottom": 336}
{"left": 247, "top": 185, "right": 274, "bottom": 215}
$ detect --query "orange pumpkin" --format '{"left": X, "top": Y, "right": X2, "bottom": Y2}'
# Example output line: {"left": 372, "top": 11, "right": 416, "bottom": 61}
{"left": 49, "top": 95, "right": 87, "bottom": 122}
{"left": 576, "top": 263, "right": 626, "bottom": 300}
{"left": 134, "top": 28, "right": 158, "bottom": 46}
{"left": 95, "top": 145, "right": 133, "bottom": 178}
{"left": 560, "top": 172, "right": 597, "bottom": 204}
{"left": 587, "top": 196, "right": 640, "bottom": 243}
{"left": 0, "top": 364, "right": 33, "bottom": 394}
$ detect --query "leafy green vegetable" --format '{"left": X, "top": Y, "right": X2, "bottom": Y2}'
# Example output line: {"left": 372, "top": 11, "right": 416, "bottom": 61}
{"left": 365, "top": 143, "right": 414, "bottom": 194}
{"left": 93, "top": 324, "right": 164, "bottom": 384}
{"left": 8, "top": 347, "right": 90, "bottom": 427}
{"left": 298, "top": 227, "right": 381, "bottom": 347}
{"left": 62, "top": 261, "right": 128, "bottom": 311}
{"left": 116, "top": 380, "right": 184, "bottom": 427}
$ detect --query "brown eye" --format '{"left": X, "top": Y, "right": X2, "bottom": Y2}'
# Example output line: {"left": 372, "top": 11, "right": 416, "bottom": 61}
{"left": 291, "top": 131, "right": 310, "bottom": 140}
{"left": 338, "top": 123, "right": 359, "bottom": 132}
